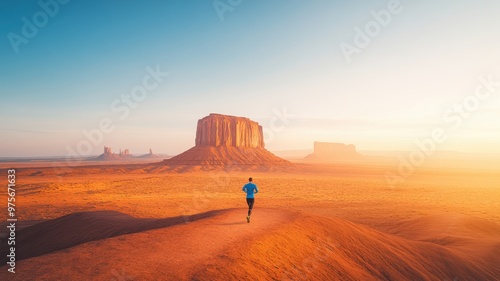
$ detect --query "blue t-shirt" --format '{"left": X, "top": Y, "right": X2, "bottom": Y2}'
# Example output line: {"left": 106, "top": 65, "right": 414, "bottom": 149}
{"left": 242, "top": 182, "right": 258, "bottom": 198}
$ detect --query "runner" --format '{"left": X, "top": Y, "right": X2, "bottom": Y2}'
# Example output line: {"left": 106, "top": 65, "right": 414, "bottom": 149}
{"left": 242, "top": 177, "right": 259, "bottom": 223}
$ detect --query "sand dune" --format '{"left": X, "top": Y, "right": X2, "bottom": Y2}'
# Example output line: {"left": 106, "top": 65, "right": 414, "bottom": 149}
{"left": 1, "top": 209, "right": 498, "bottom": 281}
{"left": 0, "top": 209, "right": 229, "bottom": 264}
{"left": 2, "top": 164, "right": 498, "bottom": 280}
{"left": 387, "top": 215, "right": 500, "bottom": 242}
{"left": 385, "top": 215, "right": 500, "bottom": 270}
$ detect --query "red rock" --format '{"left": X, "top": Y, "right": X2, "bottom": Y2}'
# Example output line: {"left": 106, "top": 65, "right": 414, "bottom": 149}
{"left": 96, "top": 146, "right": 133, "bottom": 160}
{"left": 96, "top": 146, "right": 122, "bottom": 160}
{"left": 165, "top": 113, "right": 290, "bottom": 166}
{"left": 195, "top": 114, "right": 264, "bottom": 148}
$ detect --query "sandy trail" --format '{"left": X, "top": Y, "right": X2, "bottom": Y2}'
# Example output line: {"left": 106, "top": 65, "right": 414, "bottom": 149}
{"left": 0, "top": 208, "right": 296, "bottom": 281}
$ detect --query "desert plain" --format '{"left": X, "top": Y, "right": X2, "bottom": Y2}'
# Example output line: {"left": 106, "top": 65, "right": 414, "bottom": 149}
{"left": 0, "top": 159, "right": 499, "bottom": 281}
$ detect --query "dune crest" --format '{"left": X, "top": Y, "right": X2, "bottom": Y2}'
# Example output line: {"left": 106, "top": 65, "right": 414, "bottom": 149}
{"left": 0, "top": 209, "right": 228, "bottom": 264}
{"left": 2, "top": 209, "right": 498, "bottom": 280}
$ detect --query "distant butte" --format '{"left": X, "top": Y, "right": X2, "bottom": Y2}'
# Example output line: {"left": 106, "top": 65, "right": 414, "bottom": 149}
{"left": 164, "top": 113, "right": 290, "bottom": 166}
{"left": 96, "top": 146, "right": 158, "bottom": 160}
{"left": 96, "top": 146, "right": 124, "bottom": 160}
{"left": 305, "top": 141, "right": 362, "bottom": 162}
{"left": 138, "top": 148, "right": 160, "bottom": 159}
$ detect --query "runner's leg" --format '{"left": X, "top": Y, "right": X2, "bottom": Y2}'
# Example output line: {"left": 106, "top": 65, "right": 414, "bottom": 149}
{"left": 247, "top": 198, "right": 254, "bottom": 216}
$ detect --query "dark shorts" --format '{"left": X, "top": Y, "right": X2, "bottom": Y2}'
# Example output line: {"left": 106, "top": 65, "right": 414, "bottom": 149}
{"left": 246, "top": 198, "right": 255, "bottom": 209}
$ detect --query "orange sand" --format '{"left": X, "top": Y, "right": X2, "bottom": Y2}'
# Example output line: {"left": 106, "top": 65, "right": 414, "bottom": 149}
{"left": 0, "top": 162, "right": 499, "bottom": 280}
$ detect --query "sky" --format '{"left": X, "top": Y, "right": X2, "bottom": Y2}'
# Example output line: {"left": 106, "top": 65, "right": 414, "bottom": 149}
{"left": 1, "top": 0, "right": 500, "bottom": 157}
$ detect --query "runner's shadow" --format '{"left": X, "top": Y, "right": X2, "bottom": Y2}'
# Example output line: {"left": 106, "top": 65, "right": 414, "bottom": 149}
{"left": 0, "top": 209, "right": 235, "bottom": 264}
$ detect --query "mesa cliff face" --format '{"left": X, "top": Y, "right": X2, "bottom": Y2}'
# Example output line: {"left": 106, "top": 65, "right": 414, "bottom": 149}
{"left": 195, "top": 114, "right": 264, "bottom": 148}
{"left": 165, "top": 113, "right": 289, "bottom": 166}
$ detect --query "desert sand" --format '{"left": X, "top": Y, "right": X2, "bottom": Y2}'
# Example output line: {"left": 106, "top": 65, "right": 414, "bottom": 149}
{"left": 0, "top": 160, "right": 499, "bottom": 280}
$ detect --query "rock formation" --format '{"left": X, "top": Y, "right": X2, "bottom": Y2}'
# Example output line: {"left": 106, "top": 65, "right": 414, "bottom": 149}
{"left": 96, "top": 146, "right": 122, "bottom": 160}
{"left": 195, "top": 114, "right": 264, "bottom": 148}
{"left": 104, "top": 146, "right": 112, "bottom": 155}
{"left": 96, "top": 146, "right": 133, "bottom": 160}
{"left": 96, "top": 146, "right": 160, "bottom": 160}
{"left": 164, "top": 113, "right": 290, "bottom": 166}
{"left": 119, "top": 149, "right": 130, "bottom": 157}
{"left": 138, "top": 148, "right": 159, "bottom": 159}
{"left": 305, "top": 142, "right": 362, "bottom": 162}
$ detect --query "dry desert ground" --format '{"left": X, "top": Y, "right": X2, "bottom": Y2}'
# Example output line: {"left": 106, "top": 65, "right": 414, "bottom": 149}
{"left": 0, "top": 161, "right": 499, "bottom": 280}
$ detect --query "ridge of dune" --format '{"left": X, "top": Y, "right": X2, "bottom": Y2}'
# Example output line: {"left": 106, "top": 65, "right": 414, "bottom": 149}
{"left": 194, "top": 214, "right": 500, "bottom": 281}
{"left": 1, "top": 209, "right": 498, "bottom": 281}
{"left": 387, "top": 214, "right": 500, "bottom": 240}
{"left": 384, "top": 214, "right": 500, "bottom": 270}
{"left": 0, "top": 209, "right": 229, "bottom": 264}
{"left": 0, "top": 208, "right": 295, "bottom": 280}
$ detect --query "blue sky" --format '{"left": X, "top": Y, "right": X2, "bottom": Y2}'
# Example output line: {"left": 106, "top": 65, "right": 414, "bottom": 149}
{"left": 1, "top": 0, "right": 500, "bottom": 157}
